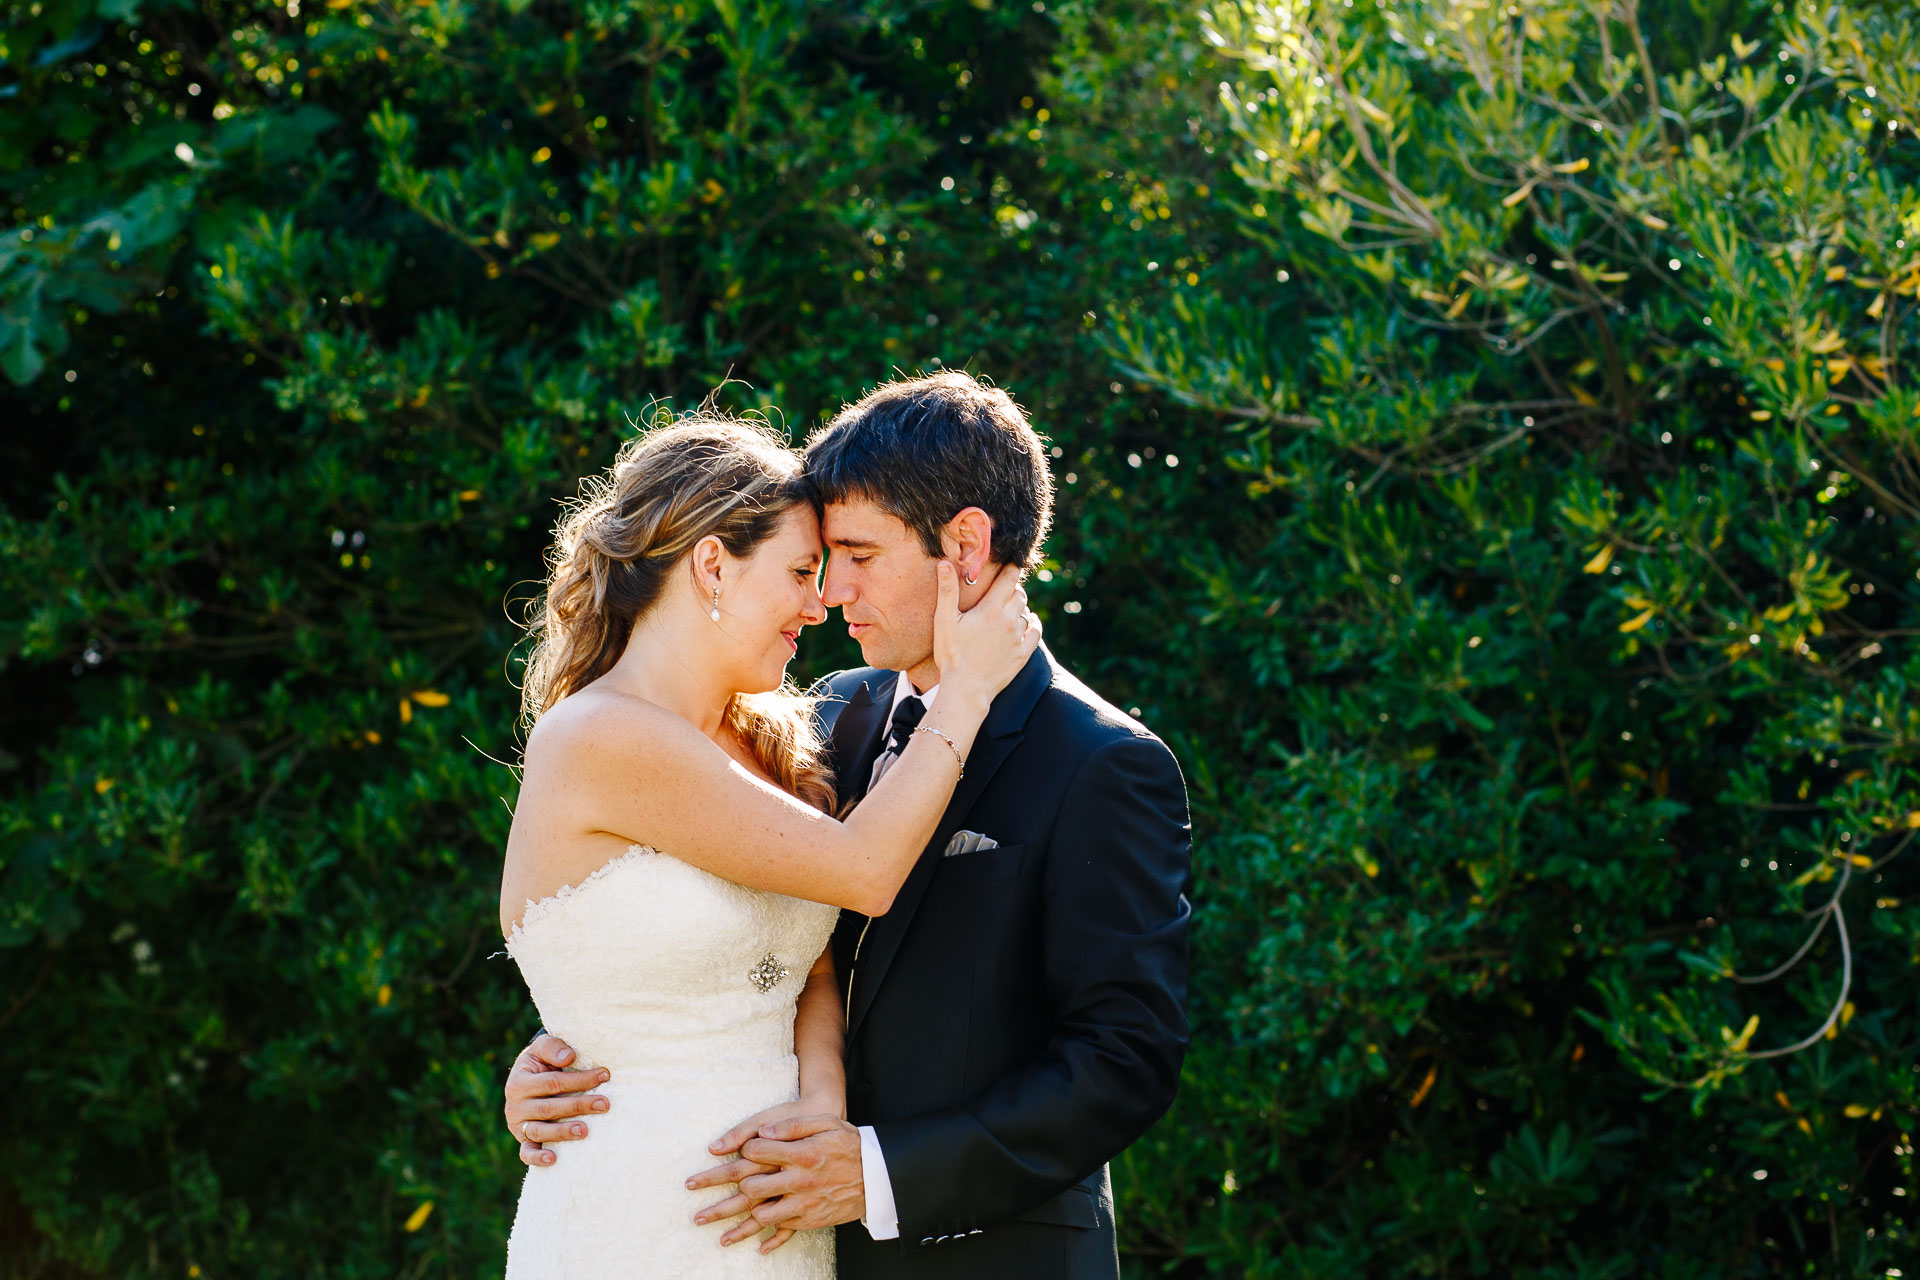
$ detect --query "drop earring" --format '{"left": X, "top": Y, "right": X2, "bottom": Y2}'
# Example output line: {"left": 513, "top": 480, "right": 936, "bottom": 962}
{"left": 710, "top": 585, "right": 721, "bottom": 623}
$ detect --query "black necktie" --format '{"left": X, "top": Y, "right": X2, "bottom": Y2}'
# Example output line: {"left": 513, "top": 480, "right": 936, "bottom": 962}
{"left": 883, "top": 694, "right": 927, "bottom": 762}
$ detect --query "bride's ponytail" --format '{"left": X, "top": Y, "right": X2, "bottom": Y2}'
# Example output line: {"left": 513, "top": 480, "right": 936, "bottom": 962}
{"left": 519, "top": 413, "right": 835, "bottom": 812}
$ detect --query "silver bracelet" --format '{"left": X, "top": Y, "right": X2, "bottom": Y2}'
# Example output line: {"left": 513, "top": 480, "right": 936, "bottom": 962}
{"left": 912, "top": 725, "right": 965, "bottom": 777}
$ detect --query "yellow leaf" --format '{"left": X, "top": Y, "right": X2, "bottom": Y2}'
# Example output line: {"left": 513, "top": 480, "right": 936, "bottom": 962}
{"left": 1730, "top": 33, "right": 1760, "bottom": 59}
{"left": 1841, "top": 1000, "right": 1855, "bottom": 1026}
{"left": 1844, "top": 1104, "right": 1871, "bottom": 1118}
{"left": 459, "top": 489, "right": 481, "bottom": 502}
{"left": 405, "top": 1201, "right": 434, "bottom": 1233}
{"left": 1730, "top": 1014, "right": 1760, "bottom": 1052}
{"left": 1444, "top": 291, "right": 1472, "bottom": 319}
{"left": 532, "top": 147, "right": 552, "bottom": 165}
{"left": 1639, "top": 213, "right": 1670, "bottom": 230}
{"left": 1824, "top": 403, "right": 1843, "bottom": 416}
{"left": 95, "top": 777, "right": 115, "bottom": 794}
{"left": 1502, "top": 179, "right": 1538, "bottom": 208}
{"left": 1763, "top": 358, "right": 1785, "bottom": 372}
{"left": 1763, "top": 603, "right": 1795, "bottom": 622}
{"left": 412, "top": 689, "right": 450, "bottom": 707}
{"left": 1595, "top": 270, "right": 1630, "bottom": 283}
{"left": 1410, "top": 1063, "right": 1439, "bottom": 1107}
{"left": 1906, "top": 811, "right": 1920, "bottom": 828}
{"left": 701, "top": 178, "right": 726, "bottom": 203}
{"left": 528, "top": 232, "right": 560, "bottom": 252}
{"left": 1867, "top": 293, "right": 1886, "bottom": 319}
{"left": 1796, "top": 1116, "right": 1813, "bottom": 1136}
{"left": 408, "top": 386, "right": 430, "bottom": 408}
{"left": 1618, "top": 607, "right": 1655, "bottom": 633}
{"left": 1551, "top": 157, "right": 1591, "bottom": 173}
{"left": 1750, "top": 410, "right": 1772, "bottom": 421}
{"left": 1826, "top": 265, "right": 1848, "bottom": 282}
{"left": 1808, "top": 329, "right": 1845, "bottom": 354}
{"left": 364, "top": 730, "right": 381, "bottom": 745}
{"left": 1571, "top": 385, "right": 1597, "bottom": 406}
{"left": 533, "top": 99, "right": 557, "bottom": 116}
{"left": 378, "top": 983, "right": 392, "bottom": 1007}
{"left": 399, "top": 699, "right": 413, "bottom": 725}
{"left": 1775, "top": 1090, "right": 1794, "bottom": 1111}
{"left": 1572, "top": 358, "right": 1599, "bottom": 377}
{"left": 1583, "top": 545, "right": 1615, "bottom": 574}
{"left": 1850, "top": 854, "right": 1872, "bottom": 867}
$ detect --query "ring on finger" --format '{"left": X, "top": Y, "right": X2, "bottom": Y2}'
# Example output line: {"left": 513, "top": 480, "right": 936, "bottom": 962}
{"left": 521, "top": 1120, "right": 541, "bottom": 1144}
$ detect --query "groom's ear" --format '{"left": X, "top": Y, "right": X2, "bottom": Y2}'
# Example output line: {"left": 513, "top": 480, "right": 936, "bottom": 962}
{"left": 940, "top": 507, "right": 995, "bottom": 587}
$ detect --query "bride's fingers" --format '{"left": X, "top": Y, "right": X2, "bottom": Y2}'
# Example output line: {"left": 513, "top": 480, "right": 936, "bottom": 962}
{"left": 686, "top": 1158, "right": 773, "bottom": 1191}
{"left": 750, "top": 1114, "right": 844, "bottom": 1143}
{"left": 708, "top": 1112, "right": 774, "bottom": 1155}
{"left": 693, "top": 1191, "right": 754, "bottom": 1225}
{"left": 720, "top": 1197, "right": 799, "bottom": 1247}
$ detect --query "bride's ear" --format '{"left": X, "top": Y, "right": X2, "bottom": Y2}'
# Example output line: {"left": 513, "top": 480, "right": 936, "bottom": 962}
{"left": 689, "top": 534, "right": 727, "bottom": 598}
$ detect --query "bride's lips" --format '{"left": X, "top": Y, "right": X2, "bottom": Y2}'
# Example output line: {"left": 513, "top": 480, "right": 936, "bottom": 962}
{"left": 780, "top": 630, "right": 799, "bottom": 652}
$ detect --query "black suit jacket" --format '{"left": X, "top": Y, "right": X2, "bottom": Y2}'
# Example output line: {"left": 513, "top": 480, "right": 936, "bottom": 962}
{"left": 814, "top": 645, "right": 1191, "bottom": 1279}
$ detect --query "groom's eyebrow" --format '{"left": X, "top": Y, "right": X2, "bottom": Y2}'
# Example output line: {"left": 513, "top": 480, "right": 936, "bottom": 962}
{"left": 827, "top": 538, "right": 881, "bottom": 552}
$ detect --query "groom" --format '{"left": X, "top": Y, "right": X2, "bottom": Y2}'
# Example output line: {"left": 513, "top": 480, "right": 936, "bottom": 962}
{"left": 502, "top": 371, "right": 1191, "bottom": 1278}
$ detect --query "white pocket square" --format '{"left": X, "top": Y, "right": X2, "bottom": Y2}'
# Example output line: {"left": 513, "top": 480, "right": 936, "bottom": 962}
{"left": 942, "top": 830, "right": 1001, "bottom": 858}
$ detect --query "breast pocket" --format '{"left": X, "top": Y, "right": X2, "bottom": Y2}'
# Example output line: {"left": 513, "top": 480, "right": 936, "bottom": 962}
{"left": 934, "top": 841, "right": 1027, "bottom": 884}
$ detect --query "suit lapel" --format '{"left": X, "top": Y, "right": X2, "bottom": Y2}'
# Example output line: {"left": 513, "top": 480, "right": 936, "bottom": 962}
{"left": 846, "top": 647, "right": 1056, "bottom": 1041}
{"left": 826, "top": 671, "right": 897, "bottom": 990}
{"left": 827, "top": 671, "right": 896, "bottom": 807}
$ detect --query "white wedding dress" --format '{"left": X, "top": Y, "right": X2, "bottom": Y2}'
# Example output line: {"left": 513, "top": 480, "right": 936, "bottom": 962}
{"left": 504, "top": 844, "right": 840, "bottom": 1279}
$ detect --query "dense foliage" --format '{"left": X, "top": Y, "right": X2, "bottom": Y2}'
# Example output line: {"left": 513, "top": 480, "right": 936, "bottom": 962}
{"left": 3, "top": 0, "right": 1915, "bottom": 1276}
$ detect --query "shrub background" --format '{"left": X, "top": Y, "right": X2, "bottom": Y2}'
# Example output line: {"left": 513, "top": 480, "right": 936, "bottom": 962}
{"left": 3, "top": 0, "right": 1917, "bottom": 1275}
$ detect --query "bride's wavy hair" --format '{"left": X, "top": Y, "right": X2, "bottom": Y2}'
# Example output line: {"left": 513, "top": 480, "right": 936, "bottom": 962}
{"left": 519, "top": 411, "right": 836, "bottom": 813}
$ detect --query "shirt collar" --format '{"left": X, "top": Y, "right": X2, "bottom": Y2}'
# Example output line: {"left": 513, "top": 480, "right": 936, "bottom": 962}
{"left": 890, "top": 672, "right": 938, "bottom": 717}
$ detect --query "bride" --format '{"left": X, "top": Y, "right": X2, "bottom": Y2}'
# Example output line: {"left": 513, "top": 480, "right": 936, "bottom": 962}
{"left": 498, "top": 412, "right": 1038, "bottom": 1278}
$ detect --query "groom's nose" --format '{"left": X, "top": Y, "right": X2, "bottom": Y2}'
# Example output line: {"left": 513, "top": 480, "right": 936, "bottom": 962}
{"left": 819, "top": 560, "right": 856, "bottom": 609}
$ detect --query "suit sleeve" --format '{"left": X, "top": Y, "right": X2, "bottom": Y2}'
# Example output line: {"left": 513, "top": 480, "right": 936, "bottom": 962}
{"left": 870, "top": 733, "right": 1192, "bottom": 1237}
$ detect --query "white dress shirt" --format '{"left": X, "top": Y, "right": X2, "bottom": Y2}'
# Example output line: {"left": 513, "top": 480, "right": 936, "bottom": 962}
{"left": 857, "top": 672, "right": 936, "bottom": 1241}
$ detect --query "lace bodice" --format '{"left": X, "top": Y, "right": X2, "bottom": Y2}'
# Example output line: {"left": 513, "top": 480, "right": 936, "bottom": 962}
{"left": 503, "top": 845, "right": 839, "bottom": 1279}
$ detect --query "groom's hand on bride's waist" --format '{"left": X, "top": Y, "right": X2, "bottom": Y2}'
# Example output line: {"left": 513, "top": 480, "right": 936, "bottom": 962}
{"left": 503, "top": 1033, "right": 611, "bottom": 1167}
{"left": 687, "top": 1114, "right": 865, "bottom": 1246}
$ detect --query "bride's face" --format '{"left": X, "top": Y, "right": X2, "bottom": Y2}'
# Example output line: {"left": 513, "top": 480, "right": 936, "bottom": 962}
{"left": 719, "top": 505, "right": 827, "bottom": 691}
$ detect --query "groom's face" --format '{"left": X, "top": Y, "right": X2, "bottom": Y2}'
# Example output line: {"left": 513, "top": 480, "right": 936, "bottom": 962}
{"left": 819, "top": 499, "right": 939, "bottom": 675}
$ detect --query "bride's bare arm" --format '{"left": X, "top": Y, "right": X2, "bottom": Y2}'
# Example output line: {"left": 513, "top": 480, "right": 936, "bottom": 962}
{"left": 534, "top": 562, "right": 1035, "bottom": 916}
{"left": 793, "top": 949, "right": 846, "bottom": 1113}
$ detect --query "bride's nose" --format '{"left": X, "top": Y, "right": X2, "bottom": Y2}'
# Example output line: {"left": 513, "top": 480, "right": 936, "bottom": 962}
{"left": 800, "top": 582, "right": 827, "bottom": 625}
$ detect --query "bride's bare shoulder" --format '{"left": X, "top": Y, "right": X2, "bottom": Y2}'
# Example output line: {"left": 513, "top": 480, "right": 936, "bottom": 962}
{"left": 524, "top": 687, "right": 706, "bottom": 770}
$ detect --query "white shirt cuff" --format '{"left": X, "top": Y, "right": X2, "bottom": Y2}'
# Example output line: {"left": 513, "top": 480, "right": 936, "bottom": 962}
{"left": 857, "top": 1125, "right": 900, "bottom": 1240}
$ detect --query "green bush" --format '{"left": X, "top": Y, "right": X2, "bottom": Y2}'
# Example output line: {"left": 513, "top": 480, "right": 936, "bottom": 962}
{"left": 2, "top": 0, "right": 1915, "bottom": 1276}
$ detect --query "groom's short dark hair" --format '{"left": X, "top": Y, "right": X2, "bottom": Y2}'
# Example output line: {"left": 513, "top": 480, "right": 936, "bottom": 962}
{"left": 801, "top": 371, "right": 1054, "bottom": 568}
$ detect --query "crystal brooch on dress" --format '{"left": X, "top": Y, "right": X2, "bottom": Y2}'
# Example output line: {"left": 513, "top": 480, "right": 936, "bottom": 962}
{"left": 747, "top": 953, "right": 790, "bottom": 993}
